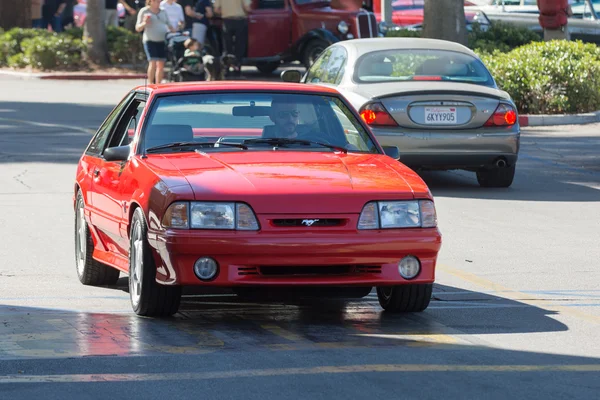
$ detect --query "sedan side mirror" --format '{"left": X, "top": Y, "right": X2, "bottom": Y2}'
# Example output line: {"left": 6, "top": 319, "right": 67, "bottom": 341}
{"left": 280, "top": 69, "right": 302, "bottom": 83}
{"left": 104, "top": 145, "right": 131, "bottom": 162}
{"left": 382, "top": 146, "right": 400, "bottom": 160}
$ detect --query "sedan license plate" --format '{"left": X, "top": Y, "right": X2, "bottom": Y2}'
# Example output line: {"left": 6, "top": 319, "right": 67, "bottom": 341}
{"left": 424, "top": 107, "right": 457, "bottom": 124}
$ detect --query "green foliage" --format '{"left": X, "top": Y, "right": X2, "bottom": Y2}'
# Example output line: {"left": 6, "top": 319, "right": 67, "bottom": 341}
{"left": 20, "top": 35, "right": 86, "bottom": 70}
{"left": 0, "top": 28, "right": 53, "bottom": 66}
{"left": 106, "top": 26, "right": 145, "bottom": 67}
{"left": 479, "top": 40, "right": 600, "bottom": 114}
{"left": 468, "top": 21, "right": 542, "bottom": 54}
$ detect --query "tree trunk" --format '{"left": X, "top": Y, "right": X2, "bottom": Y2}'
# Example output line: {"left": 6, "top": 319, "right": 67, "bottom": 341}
{"left": 83, "top": 0, "right": 109, "bottom": 65}
{"left": 422, "top": 0, "right": 467, "bottom": 46}
{"left": 0, "top": 0, "right": 32, "bottom": 30}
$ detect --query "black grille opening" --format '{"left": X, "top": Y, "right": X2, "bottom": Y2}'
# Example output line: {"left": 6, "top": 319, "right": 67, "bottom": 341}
{"left": 271, "top": 219, "right": 344, "bottom": 227}
{"left": 238, "top": 267, "right": 259, "bottom": 276}
{"left": 260, "top": 265, "right": 353, "bottom": 276}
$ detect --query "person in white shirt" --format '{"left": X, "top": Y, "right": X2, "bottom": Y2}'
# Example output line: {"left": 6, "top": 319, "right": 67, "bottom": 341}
{"left": 160, "top": 0, "right": 185, "bottom": 30}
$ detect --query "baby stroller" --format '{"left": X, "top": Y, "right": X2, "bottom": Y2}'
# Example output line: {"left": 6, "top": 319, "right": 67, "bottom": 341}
{"left": 165, "top": 32, "right": 206, "bottom": 82}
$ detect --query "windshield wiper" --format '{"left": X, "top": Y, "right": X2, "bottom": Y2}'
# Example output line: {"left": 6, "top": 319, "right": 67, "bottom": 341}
{"left": 145, "top": 141, "right": 247, "bottom": 153}
{"left": 243, "top": 138, "right": 347, "bottom": 153}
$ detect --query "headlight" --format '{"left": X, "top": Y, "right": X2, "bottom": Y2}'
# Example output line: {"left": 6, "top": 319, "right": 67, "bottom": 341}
{"left": 357, "top": 200, "right": 437, "bottom": 229}
{"left": 338, "top": 21, "right": 349, "bottom": 35}
{"left": 162, "top": 202, "right": 259, "bottom": 230}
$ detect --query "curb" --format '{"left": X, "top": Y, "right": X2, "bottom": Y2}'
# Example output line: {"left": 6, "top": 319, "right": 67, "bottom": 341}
{"left": 519, "top": 111, "right": 600, "bottom": 127}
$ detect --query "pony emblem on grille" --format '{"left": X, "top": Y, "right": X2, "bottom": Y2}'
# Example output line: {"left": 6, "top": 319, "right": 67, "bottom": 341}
{"left": 301, "top": 219, "right": 320, "bottom": 226}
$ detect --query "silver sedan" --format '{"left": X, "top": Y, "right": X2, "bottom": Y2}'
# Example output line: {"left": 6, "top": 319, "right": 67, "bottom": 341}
{"left": 282, "top": 37, "right": 521, "bottom": 188}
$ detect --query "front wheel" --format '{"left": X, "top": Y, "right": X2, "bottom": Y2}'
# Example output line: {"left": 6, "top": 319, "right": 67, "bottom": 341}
{"left": 376, "top": 284, "right": 432, "bottom": 313}
{"left": 256, "top": 62, "right": 280, "bottom": 75}
{"left": 75, "top": 191, "right": 120, "bottom": 286}
{"left": 476, "top": 164, "right": 516, "bottom": 188}
{"left": 129, "top": 208, "right": 181, "bottom": 317}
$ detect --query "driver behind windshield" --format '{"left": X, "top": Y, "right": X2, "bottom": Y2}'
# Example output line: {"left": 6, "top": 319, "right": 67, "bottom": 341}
{"left": 268, "top": 98, "right": 300, "bottom": 139}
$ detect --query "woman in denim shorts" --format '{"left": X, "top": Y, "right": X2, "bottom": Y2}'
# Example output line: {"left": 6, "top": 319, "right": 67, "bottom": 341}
{"left": 136, "top": 0, "right": 175, "bottom": 84}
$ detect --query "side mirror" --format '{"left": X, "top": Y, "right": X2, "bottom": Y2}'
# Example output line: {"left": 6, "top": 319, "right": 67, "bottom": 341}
{"left": 382, "top": 146, "right": 400, "bottom": 160}
{"left": 104, "top": 145, "right": 131, "bottom": 162}
{"left": 280, "top": 69, "right": 302, "bottom": 83}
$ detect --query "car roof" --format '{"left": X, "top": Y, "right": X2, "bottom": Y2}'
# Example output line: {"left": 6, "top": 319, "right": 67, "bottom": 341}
{"left": 133, "top": 80, "right": 341, "bottom": 96}
{"left": 339, "top": 37, "right": 477, "bottom": 57}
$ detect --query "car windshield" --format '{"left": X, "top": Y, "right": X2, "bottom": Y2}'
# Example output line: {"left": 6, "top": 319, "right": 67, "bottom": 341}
{"left": 354, "top": 49, "right": 496, "bottom": 87}
{"left": 142, "top": 92, "right": 379, "bottom": 154}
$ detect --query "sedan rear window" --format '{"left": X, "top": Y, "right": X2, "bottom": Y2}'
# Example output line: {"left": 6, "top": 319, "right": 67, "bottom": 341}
{"left": 354, "top": 49, "right": 496, "bottom": 88}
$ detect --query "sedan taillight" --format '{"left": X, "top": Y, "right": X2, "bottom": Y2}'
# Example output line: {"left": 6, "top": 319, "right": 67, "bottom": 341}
{"left": 484, "top": 103, "right": 517, "bottom": 127}
{"left": 359, "top": 102, "right": 398, "bottom": 127}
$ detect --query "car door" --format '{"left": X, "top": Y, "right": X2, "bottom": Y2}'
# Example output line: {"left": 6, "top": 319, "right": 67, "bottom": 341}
{"left": 91, "top": 96, "right": 146, "bottom": 256}
{"left": 248, "top": 0, "right": 292, "bottom": 58}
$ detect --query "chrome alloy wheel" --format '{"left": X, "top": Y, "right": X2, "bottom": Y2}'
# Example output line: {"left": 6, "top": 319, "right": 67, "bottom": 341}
{"left": 129, "top": 221, "right": 144, "bottom": 308}
{"left": 75, "top": 199, "right": 87, "bottom": 277}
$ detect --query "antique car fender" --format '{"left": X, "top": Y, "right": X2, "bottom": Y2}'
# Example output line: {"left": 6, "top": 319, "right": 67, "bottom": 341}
{"left": 293, "top": 28, "right": 340, "bottom": 59}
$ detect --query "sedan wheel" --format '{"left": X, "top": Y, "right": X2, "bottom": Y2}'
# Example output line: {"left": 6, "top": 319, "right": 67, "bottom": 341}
{"left": 376, "top": 284, "right": 432, "bottom": 313}
{"left": 476, "top": 164, "right": 516, "bottom": 188}
{"left": 129, "top": 208, "right": 181, "bottom": 317}
{"left": 74, "top": 191, "right": 120, "bottom": 286}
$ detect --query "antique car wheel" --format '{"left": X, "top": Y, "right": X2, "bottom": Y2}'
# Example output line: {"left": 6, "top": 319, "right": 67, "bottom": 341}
{"left": 129, "top": 208, "right": 182, "bottom": 317}
{"left": 256, "top": 62, "right": 280, "bottom": 75}
{"left": 75, "top": 191, "right": 120, "bottom": 286}
{"left": 476, "top": 164, "right": 516, "bottom": 188}
{"left": 302, "top": 39, "right": 328, "bottom": 68}
{"left": 376, "top": 284, "right": 432, "bottom": 313}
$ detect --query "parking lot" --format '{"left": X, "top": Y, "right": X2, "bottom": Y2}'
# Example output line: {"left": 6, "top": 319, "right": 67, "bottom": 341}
{"left": 0, "top": 76, "right": 599, "bottom": 398}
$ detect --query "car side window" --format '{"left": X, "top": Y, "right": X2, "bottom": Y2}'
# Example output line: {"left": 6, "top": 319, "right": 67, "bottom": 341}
{"left": 305, "top": 48, "right": 333, "bottom": 84}
{"left": 104, "top": 99, "right": 146, "bottom": 153}
{"left": 86, "top": 93, "right": 134, "bottom": 156}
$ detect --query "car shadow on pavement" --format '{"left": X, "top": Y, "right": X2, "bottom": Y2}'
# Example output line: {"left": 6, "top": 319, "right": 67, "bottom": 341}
{"left": 100, "top": 277, "right": 570, "bottom": 339}
{"left": 0, "top": 101, "right": 113, "bottom": 164}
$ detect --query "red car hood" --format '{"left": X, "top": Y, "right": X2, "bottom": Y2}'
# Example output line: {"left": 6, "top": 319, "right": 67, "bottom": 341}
{"left": 145, "top": 151, "right": 431, "bottom": 214}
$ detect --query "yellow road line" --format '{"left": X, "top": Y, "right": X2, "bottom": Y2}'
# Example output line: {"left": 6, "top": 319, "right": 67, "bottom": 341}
{"left": 1, "top": 364, "right": 599, "bottom": 383}
{"left": 438, "top": 264, "right": 600, "bottom": 324}
{"left": 261, "top": 324, "right": 309, "bottom": 343}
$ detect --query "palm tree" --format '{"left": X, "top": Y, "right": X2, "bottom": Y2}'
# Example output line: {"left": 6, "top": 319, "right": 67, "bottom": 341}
{"left": 423, "top": 0, "right": 467, "bottom": 45}
{"left": 84, "top": 0, "right": 109, "bottom": 65}
{"left": 0, "top": 0, "right": 32, "bottom": 29}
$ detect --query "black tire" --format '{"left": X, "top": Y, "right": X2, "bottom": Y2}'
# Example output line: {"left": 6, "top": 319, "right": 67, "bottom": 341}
{"left": 376, "top": 284, "right": 432, "bottom": 313}
{"left": 476, "top": 164, "right": 516, "bottom": 188}
{"left": 302, "top": 39, "right": 328, "bottom": 69}
{"left": 75, "top": 191, "right": 120, "bottom": 286}
{"left": 256, "top": 62, "right": 280, "bottom": 75}
{"left": 129, "top": 208, "right": 181, "bottom": 317}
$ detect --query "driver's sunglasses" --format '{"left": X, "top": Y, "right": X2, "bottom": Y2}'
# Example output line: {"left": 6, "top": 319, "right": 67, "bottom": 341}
{"left": 276, "top": 110, "right": 299, "bottom": 119}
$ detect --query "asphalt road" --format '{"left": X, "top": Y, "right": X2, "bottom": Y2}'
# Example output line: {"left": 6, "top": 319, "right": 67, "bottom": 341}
{"left": 0, "top": 75, "right": 599, "bottom": 399}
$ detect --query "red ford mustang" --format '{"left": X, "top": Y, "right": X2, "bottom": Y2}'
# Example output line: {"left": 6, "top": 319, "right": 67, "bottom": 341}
{"left": 73, "top": 81, "right": 442, "bottom": 316}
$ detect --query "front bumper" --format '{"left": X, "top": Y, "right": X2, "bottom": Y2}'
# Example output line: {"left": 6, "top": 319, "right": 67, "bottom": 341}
{"left": 147, "top": 228, "right": 442, "bottom": 286}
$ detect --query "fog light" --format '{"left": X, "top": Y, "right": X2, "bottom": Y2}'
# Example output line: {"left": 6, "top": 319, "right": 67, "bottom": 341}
{"left": 194, "top": 257, "right": 219, "bottom": 281}
{"left": 398, "top": 256, "right": 420, "bottom": 279}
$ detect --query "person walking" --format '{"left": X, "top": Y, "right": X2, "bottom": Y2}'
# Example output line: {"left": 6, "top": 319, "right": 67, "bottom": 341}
{"left": 42, "top": 0, "right": 66, "bottom": 32}
{"left": 160, "top": 0, "right": 186, "bottom": 31}
{"left": 136, "top": 0, "right": 176, "bottom": 84}
{"left": 120, "top": 0, "right": 142, "bottom": 31}
{"left": 213, "top": 0, "right": 251, "bottom": 73}
{"left": 106, "top": 0, "right": 120, "bottom": 27}
{"left": 31, "top": 0, "right": 44, "bottom": 28}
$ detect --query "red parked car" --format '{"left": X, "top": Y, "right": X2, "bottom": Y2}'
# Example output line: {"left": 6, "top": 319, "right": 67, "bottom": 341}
{"left": 73, "top": 81, "right": 442, "bottom": 317}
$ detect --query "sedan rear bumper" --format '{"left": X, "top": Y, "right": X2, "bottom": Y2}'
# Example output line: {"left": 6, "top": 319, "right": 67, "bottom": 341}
{"left": 372, "top": 126, "right": 520, "bottom": 170}
{"left": 147, "top": 229, "right": 442, "bottom": 286}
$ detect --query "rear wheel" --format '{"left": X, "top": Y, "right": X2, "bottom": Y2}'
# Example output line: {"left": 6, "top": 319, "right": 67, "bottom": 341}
{"left": 476, "top": 164, "right": 516, "bottom": 188}
{"left": 129, "top": 208, "right": 181, "bottom": 317}
{"left": 376, "top": 284, "right": 432, "bottom": 313}
{"left": 75, "top": 191, "right": 120, "bottom": 286}
{"left": 302, "top": 39, "right": 328, "bottom": 69}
